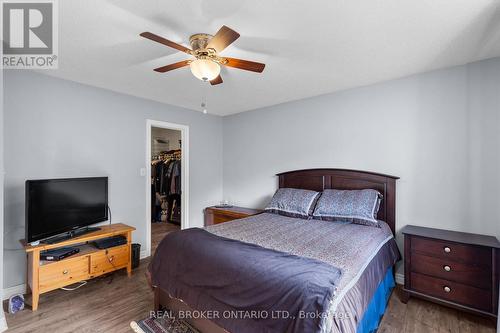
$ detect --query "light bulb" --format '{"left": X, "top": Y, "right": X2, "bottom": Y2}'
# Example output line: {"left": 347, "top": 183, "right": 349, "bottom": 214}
{"left": 190, "top": 59, "right": 220, "bottom": 81}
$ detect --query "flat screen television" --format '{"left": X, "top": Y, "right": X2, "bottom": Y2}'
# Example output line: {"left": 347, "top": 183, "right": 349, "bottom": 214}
{"left": 25, "top": 177, "right": 108, "bottom": 243}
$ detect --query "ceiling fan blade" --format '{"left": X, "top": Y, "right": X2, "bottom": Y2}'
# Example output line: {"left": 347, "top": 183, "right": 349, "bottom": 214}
{"left": 207, "top": 26, "right": 240, "bottom": 53}
{"left": 140, "top": 32, "right": 192, "bottom": 54}
{"left": 153, "top": 60, "right": 191, "bottom": 73}
{"left": 210, "top": 75, "right": 223, "bottom": 85}
{"left": 224, "top": 57, "right": 265, "bottom": 73}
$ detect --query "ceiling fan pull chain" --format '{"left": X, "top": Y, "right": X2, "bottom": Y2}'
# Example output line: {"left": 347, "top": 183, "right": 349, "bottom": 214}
{"left": 201, "top": 82, "right": 208, "bottom": 114}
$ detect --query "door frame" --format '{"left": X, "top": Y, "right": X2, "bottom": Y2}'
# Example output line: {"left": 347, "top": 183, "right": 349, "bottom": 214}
{"left": 146, "top": 119, "right": 189, "bottom": 258}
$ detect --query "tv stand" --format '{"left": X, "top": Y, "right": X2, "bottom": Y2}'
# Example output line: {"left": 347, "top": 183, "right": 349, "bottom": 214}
{"left": 43, "top": 226, "right": 102, "bottom": 244}
{"left": 21, "top": 223, "right": 135, "bottom": 311}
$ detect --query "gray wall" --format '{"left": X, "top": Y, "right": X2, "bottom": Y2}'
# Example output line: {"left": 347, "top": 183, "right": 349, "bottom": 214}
{"left": 3, "top": 71, "right": 223, "bottom": 288}
{"left": 223, "top": 58, "right": 500, "bottom": 250}
{"left": 466, "top": 58, "right": 500, "bottom": 242}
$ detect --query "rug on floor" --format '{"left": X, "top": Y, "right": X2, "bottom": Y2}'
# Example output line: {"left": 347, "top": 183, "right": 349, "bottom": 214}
{"left": 130, "top": 315, "right": 200, "bottom": 333}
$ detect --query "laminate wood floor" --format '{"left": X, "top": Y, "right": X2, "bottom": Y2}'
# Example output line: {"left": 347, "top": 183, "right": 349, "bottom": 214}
{"left": 5, "top": 259, "right": 154, "bottom": 333}
{"left": 151, "top": 222, "right": 180, "bottom": 254}
{"left": 379, "top": 287, "right": 496, "bottom": 333}
{"left": 4, "top": 241, "right": 496, "bottom": 333}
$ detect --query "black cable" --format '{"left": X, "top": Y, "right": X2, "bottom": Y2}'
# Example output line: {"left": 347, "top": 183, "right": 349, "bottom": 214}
{"left": 107, "top": 205, "right": 112, "bottom": 225}
{"left": 105, "top": 249, "right": 117, "bottom": 284}
{"left": 105, "top": 206, "right": 116, "bottom": 284}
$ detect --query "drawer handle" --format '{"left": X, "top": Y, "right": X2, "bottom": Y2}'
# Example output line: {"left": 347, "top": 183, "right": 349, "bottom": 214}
{"left": 443, "top": 286, "right": 451, "bottom": 293}
{"left": 443, "top": 246, "right": 451, "bottom": 253}
{"left": 62, "top": 270, "right": 68, "bottom": 275}
{"left": 443, "top": 265, "right": 451, "bottom": 272}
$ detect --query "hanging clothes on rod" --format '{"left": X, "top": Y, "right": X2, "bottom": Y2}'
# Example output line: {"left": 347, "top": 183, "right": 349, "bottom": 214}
{"left": 151, "top": 149, "right": 181, "bottom": 224}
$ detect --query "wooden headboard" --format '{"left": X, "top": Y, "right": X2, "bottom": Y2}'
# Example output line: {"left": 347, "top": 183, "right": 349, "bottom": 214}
{"left": 277, "top": 169, "right": 399, "bottom": 235}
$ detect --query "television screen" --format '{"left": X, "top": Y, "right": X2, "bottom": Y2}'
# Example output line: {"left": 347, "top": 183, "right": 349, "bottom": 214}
{"left": 26, "top": 177, "right": 108, "bottom": 242}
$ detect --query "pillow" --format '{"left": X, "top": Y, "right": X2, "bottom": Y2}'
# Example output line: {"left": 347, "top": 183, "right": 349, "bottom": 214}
{"left": 265, "top": 188, "right": 321, "bottom": 219}
{"left": 312, "top": 189, "right": 382, "bottom": 226}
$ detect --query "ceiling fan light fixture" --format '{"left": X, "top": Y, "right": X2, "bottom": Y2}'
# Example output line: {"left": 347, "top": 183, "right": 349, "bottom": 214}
{"left": 140, "top": 26, "right": 265, "bottom": 86}
{"left": 190, "top": 59, "right": 220, "bottom": 81}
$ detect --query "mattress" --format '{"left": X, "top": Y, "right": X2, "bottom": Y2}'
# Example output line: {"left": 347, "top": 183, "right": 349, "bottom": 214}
{"left": 206, "top": 213, "right": 400, "bottom": 333}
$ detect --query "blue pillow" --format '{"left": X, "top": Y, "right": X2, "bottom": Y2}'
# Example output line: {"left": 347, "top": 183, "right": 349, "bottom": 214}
{"left": 265, "top": 188, "right": 320, "bottom": 219}
{"left": 312, "top": 189, "right": 382, "bottom": 227}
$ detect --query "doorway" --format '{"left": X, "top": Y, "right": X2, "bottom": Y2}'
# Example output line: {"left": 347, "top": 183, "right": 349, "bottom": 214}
{"left": 146, "top": 120, "right": 189, "bottom": 257}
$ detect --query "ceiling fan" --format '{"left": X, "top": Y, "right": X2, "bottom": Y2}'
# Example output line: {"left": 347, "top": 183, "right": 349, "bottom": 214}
{"left": 140, "top": 26, "right": 265, "bottom": 85}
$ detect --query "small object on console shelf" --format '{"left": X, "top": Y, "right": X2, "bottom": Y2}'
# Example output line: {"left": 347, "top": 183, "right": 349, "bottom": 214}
{"left": 40, "top": 247, "right": 80, "bottom": 261}
{"left": 92, "top": 235, "right": 128, "bottom": 249}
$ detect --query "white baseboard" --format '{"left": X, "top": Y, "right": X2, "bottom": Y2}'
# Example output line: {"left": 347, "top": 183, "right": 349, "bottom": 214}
{"left": 0, "top": 314, "right": 7, "bottom": 332}
{"left": 3, "top": 284, "right": 26, "bottom": 301}
{"left": 395, "top": 272, "right": 404, "bottom": 285}
{"left": 140, "top": 249, "right": 149, "bottom": 260}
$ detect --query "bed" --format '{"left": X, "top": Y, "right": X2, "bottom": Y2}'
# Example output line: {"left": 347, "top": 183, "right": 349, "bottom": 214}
{"left": 149, "top": 169, "right": 401, "bottom": 333}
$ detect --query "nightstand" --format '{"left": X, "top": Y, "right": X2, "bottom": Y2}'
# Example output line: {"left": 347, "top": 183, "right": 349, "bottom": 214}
{"left": 204, "top": 206, "right": 263, "bottom": 226}
{"left": 401, "top": 225, "right": 500, "bottom": 318}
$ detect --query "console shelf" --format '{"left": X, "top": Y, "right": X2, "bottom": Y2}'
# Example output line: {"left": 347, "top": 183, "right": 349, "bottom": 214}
{"left": 21, "top": 223, "right": 136, "bottom": 311}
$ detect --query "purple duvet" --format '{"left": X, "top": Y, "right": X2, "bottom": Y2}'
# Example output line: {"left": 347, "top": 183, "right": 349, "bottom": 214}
{"left": 150, "top": 228, "right": 342, "bottom": 333}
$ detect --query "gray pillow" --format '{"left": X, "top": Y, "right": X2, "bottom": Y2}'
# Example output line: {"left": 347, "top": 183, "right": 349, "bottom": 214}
{"left": 312, "top": 189, "right": 382, "bottom": 227}
{"left": 265, "top": 188, "right": 320, "bottom": 219}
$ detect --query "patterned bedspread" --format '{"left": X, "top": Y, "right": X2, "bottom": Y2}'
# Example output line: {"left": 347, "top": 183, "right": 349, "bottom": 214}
{"left": 206, "top": 213, "right": 400, "bottom": 333}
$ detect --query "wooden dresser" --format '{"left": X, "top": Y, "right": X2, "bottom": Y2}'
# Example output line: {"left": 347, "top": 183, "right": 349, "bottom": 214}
{"left": 401, "top": 225, "right": 499, "bottom": 318}
{"left": 204, "top": 206, "right": 263, "bottom": 226}
{"left": 22, "top": 223, "right": 135, "bottom": 311}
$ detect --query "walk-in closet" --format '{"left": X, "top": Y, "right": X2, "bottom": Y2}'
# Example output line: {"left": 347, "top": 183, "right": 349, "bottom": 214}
{"left": 150, "top": 127, "right": 182, "bottom": 253}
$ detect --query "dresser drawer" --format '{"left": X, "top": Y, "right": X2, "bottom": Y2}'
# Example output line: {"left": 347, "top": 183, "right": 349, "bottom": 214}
{"left": 411, "top": 253, "right": 491, "bottom": 289}
{"left": 212, "top": 213, "right": 240, "bottom": 224}
{"left": 205, "top": 206, "right": 263, "bottom": 226}
{"left": 411, "top": 236, "right": 491, "bottom": 266}
{"left": 90, "top": 245, "right": 130, "bottom": 276}
{"left": 39, "top": 256, "right": 89, "bottom": 293}
{"left": 410, "top": 272, "right": 491, "bottom": 312}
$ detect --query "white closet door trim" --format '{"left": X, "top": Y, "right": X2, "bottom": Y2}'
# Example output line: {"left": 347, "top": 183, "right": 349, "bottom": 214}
{"left": 146, "top": 119, "right": 189, "bottom": 258}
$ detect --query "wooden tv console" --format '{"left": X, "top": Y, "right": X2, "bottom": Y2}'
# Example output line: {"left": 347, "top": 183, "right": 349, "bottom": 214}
{"left": 21, "top": 223, "right": 135, "bottom": 311}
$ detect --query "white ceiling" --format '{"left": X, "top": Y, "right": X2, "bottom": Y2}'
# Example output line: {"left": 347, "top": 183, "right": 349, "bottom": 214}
{"left": 42, "top": 0, "right": 500, "bottom": 116}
